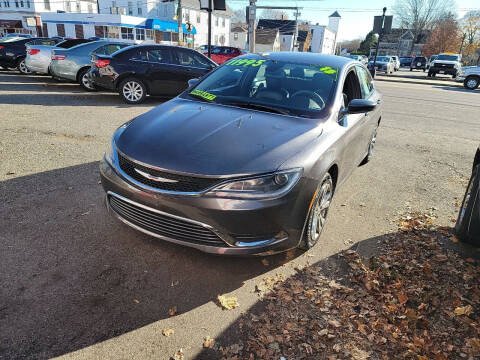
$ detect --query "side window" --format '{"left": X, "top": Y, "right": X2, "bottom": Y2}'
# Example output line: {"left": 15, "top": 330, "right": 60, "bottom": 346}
{"left": 355, "top": 66, "right": 374, "bottom": 99}
{"left": 147, "top": 48, "right": 172, "bottom": 64}
{"left": 104, "top": 44, "right": 126, "bottom": 55}
{"left": 130, "top": 49, "right": 148, "bottom": 61}
{"left": 342, "top": 69, "right": 363, "bottom": 106}
{"left": 176, "top": 49, "right": 211, "bottom": 69}
{"left": 93, "top": 45, "right": 106, "bottom": 55}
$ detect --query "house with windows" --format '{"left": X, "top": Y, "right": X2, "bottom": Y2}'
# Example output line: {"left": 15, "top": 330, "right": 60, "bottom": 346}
{"left": 369, "top": 29, "right": 430, "bottom": 57}
{"left": 96, "top": 0, "right": 233, "bottom": 47}
{"left": 230, "top": 22, "right": 247, "bottom": 50}
{"left": 309, "top": 11, "right": 341, "bottom": 54}
{"left": 255, "top": 28, "right": 280, "bottom": 53}
{"left": 256, "top": 19, "right": 297, "bottom": 51}
{"left": 0, "top": 0, "right": 97, "bottom": 36}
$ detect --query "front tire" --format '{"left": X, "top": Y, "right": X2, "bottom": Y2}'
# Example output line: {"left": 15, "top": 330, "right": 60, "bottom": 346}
{"left": 455, "top": 165, "right": 480, "bottom": 246}
{"left": 119, "top": 77, "right": 147, "bottom": 104}
{"left": 300, "top": 173, "right": 334, "bottom": 250}
{"left": 464, "top": 76, "right": 479, "bottom": 90}
{"left": 360, "top": 127, "right": 377, "bottom": 166}
{"left": 17, "top": 59, "right": 31, "bottom": 75}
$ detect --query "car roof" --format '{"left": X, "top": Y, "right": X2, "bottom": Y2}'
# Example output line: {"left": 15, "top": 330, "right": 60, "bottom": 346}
{"left": 253, "top": 52, "right": 353, "bottom": 68}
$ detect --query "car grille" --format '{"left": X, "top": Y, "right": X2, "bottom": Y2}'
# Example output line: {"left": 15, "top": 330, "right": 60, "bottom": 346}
{"left": 108, "top": 194, "right": 226, "bottom": 246}
{"left": 117, "top": 152, "right": 221, "bottom": 193}
{"left": 437, "top": 63, "right": 454, "bottom": 69}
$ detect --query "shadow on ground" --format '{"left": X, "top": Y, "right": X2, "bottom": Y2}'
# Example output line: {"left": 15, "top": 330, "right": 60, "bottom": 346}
{"left": 196, "top": 228, "right": 480, "bottom": 359}
{"left": 0, "top": 162, "right": 301, "bottom": 359}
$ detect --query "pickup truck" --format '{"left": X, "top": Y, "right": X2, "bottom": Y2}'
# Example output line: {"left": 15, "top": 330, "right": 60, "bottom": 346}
{"left": 428, "top": 53, "right": 462, "bottom": 78}
{"left": 456, "top": 65, "right": 480, "bottom": 90}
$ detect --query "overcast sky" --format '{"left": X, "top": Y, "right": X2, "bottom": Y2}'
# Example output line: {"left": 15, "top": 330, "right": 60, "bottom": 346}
{"left": 228, "top": 0, "right": 479, "bottom": 41}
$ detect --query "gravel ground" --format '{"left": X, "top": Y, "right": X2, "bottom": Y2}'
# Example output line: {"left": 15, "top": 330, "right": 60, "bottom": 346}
{"left": 0, "top": 72, "right": 479, "bottom": 360}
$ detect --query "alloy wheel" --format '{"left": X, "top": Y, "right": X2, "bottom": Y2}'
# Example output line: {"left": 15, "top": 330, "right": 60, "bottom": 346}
{"left": 123, "top": 81, "right": 143, "bottom": 102}
{"left": 82, "top": 73, "right": 94, "bottom": 90}
{"left": 309, "top": 177, "right": 333, "bottom": 243}
{"left": 19, "top": 60, "right": 31, "bottom": 74}
{"left": 466, "top": 78, "right": 478, "bottom": 90}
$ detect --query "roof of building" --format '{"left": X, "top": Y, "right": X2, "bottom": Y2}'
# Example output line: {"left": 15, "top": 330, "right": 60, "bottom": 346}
{"left": 257, "top": 19, "right": 297, "bottom": 35}
{"left": 181, "top": 0, "right": 234, "bottom": 17}
{"left": 255, "top": 28, "right": 279, "bottom": 44}
{"left": 329, "top": 11, "right": 341, "bottom": 18}
{"left": 231, "top": 22, "right": 248, "bottom": 33}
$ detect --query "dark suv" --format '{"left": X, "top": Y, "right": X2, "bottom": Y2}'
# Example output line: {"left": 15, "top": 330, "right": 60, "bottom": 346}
{"left": 410, "top": 56, "right": 427, "bottom": 72}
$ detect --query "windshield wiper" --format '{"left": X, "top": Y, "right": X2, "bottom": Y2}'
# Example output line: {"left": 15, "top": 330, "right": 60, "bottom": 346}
{"left": 223, "top": 102, "right": 291, "bottom": 115}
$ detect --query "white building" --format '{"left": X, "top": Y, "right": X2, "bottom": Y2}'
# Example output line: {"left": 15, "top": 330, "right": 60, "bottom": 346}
{"left": 230, "top": 23, "right": 247, "bottom": 50}
{"left": 0, "top": 0, "right": 97, "bottom": 36}
{"left": 97, "top": 0, "right": 233, "bottom": 47}
{"left": 309, "top": 11, "right": 341, "bottom": 54}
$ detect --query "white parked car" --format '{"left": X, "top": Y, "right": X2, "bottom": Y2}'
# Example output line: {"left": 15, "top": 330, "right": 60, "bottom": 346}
{"left": 456, "top": 65, "right": 480, "bottom": 90}
{"left": 391, "top": 56, "right": 400, "bottom": 71}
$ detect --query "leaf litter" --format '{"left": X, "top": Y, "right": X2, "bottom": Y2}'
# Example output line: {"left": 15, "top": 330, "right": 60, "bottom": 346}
{"left": 215, "top": 213, "right": 480, "bottom": 359}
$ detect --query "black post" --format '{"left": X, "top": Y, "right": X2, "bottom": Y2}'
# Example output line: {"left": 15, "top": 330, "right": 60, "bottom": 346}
{"left": 371, "top": 7, "right": 387, "bottom": 78}
{"left": 208, "top": 0, "right": 212, "bottom": 58}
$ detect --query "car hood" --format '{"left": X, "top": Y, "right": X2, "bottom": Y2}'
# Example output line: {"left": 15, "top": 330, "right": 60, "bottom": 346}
{"left": 116, "top": 98, "right": 323, "bottom": 176}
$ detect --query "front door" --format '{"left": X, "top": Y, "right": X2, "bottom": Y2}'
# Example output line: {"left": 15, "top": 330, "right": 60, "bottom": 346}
{"left": 170, "top": 48, "right": 212, "bottom": 94}
{"left": 145, "top": 47, "right": 179, "bottom": 96}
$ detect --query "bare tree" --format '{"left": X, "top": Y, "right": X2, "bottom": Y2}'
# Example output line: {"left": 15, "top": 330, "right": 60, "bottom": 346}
{"left": 393, "top": 0, "right": 455, "bottom": 55}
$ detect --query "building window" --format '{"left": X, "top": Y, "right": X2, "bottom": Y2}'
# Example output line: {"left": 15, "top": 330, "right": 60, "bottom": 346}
{"left": 26, "top": 0, "right": 30, "bottom": 7}
{"left": 197, "top": 14, "right": 200, "bottom": 23}
{"left": 184, "top": 9, "right": 190, "bottom": 21}
{"left": 56, "top": 24, "right": 65, "bottom": 37}
{"left": 162, "top": 31, "right": 171, "bottom": 41}
{"left": 222, "top": 17, "right": 225, "bottom": 27}
{"left": 121, "top": 27, "right": 134, "bottom": 40}
{"left": 14, "top": 0, "right": 18, "bottom": 7}
{"left": 107, "top": 26, "right": 120, "bottom": 39}
{"left": 145, "top": 29, "right": 154, "bottom": 40}
{"left": 127, "top": 1, "right": 132, "bottom": 15}
{"left": 163, "top": 5, "right": 167, "bottom": 17}
{"left": 20, "top": 0, "right": 23, "bottom": 7}
{"left": 136, "top": 28, "right": 145, "bottom": 40}
{"left": 214, "top": 34, "right": 218, "bottom": 44}
{"left": 76, "top": 1, "right": 80, "bottom": 12}
{"left": 137, "top": 1, "right": 141, "bottom": 15}
{"left": 43, "top": 0, "right": 49, "bottom": 9}
{"left": 66, "top": 1, "right": 71, "bottom": 12}
{"left": 74, "top": 24, "right": 84, "bottom": 38}
{"left": 215, "top": 16, "right": 218, "bottom": 26}
{"left": 234, "top": 32, "right": 238, "bottom": 40}
{"left": 87, "top": 3, "right": 92, "bottom": 12}
{"left": 95, "top": 25, "right": 105, "bottom": 37}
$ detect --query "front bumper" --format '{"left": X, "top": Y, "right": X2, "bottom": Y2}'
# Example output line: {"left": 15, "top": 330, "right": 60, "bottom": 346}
{"left": 99, "top": 157, "right": 312, "bottom": 255}
{"left": 430, "top": 66, "right": 457, "bottom": 75}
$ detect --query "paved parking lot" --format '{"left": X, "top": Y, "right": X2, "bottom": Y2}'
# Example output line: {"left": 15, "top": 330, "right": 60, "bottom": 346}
{"left": 1, "top": 71, "right": 479, "bottom": 359}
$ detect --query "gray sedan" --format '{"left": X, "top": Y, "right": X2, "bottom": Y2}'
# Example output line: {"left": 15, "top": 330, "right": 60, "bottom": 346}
{"left": 100, "top": 53, "right": 382, "bottom": 255}
{"left": 50, "top": 41, "right": 130, "bottom": 90}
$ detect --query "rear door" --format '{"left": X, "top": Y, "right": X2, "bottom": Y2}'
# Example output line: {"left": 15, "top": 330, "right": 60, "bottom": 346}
{"left": 144, "top": 47, "right": 180, "bottom": 96}
{"left": 170, "top": 48, "right": 213, "bottom": 93}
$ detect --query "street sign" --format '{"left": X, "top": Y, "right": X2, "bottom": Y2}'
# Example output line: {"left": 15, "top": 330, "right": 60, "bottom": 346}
{"left": 373, "top": 15, "right": 392, "bottom": 34}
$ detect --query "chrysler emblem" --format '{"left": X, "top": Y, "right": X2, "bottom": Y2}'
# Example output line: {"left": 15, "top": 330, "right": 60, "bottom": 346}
{"left": 134, "top": 168, "right": 179, "bottom": 183}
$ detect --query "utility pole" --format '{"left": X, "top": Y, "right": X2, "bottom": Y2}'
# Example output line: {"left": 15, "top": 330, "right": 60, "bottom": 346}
{"left": 371, "top": 7, "right": 387, "bottom": 78}
{"left": 177, "top": 0, "right": 183, "bottom": 46}
{"left": 293, "top": 9, "right": 300, "bottom": 52}
{"left": 247, "top": 0, "right": 256, "bottom": 54}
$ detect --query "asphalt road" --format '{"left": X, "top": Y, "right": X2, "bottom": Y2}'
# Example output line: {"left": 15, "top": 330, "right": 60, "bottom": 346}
{"left": 0, "top": 72, "right": 479, "bottom": 360}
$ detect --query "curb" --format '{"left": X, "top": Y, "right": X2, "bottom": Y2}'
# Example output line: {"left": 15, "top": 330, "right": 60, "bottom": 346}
{"left": 374, "top": 76, "right": 463, "bottom": 88}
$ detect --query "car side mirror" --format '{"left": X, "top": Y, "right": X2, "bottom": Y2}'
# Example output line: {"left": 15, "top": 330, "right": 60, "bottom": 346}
{"left": 345, "top": 99, "right": 377, "bottom": 114}
{"left": 188, "top": 78, "right": 200, "bottom": 88}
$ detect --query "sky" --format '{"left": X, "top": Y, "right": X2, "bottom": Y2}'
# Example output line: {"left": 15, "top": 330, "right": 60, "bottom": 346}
{"left": 228, "top": 0, "right": 480, "bottom": 41}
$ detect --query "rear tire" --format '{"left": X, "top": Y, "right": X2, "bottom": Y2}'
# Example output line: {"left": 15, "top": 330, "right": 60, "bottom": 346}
{"left": 78, "top": 68, "right": 96, "bottom": 92}
{"left": 17, "top": 59, "right": 31, "bottom": 75}
{"left": 119, "top": 77, "right": 147, "bottom": 104}
{"left": 455, "top": 165, "right": 480, "bottom": 246}
{"left": 299, "top": 173, "right": 334, "bottom": 250}
{"left": 464, "top": 76, "right": 479, "bottom": 90}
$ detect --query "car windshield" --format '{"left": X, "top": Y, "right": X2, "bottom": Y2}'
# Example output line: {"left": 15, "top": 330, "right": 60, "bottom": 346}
{"left": 183, "top": 57, "right": 338, "bottom": 119}
{"left": 414, "top": 57, "right": 425, "bottom": 61}
{"left": 437, "top": 54, "right": 458, "bottom": 61}
{"left": 377, "top": 56, "right": 390, "bottom": 62}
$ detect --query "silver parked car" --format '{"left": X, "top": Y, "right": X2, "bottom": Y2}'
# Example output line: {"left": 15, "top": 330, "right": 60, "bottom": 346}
{"left": 25, "top": 39, "right": 92, "bottom": 75}
{"left": 391, "top": 56, "right": 400, "bottom": 71}
{"left": 50, "top": 41, "right": 130, "bottom": 90}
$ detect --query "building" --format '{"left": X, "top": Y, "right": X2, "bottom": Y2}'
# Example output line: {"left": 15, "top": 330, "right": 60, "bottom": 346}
{"left": 230, "top": 22, "right": 247, "bottom": 50}
{"left": 256, "top": 19, "right": 296, "bottom": 51}
{"left": 97, "top": 0, "right": 233, "bottom": 47}
{"left": 369, "top": 29, "right": 430, "bottom": 57}
{"left": 255, "top": 28, "right": 280, "bottom": 52}
{"left": 309, "top": 11, "right": 340, "bottom": 54}
{"left": 297, "top": 29, "right": 311, "bottom": 52}
{"left": 0, "top": 0, "right": 97, "bottom": 36}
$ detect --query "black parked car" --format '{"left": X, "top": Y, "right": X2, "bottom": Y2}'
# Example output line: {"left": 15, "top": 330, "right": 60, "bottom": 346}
{"left": 410, "top": 56, "right": 427, "bottom": 71}
{"left": 0, "top": 37, "right": 50, "bottom": 74}
{"left": 456, "top": 145, "right": 480, "bottom": 245}
{"left": 399, "top": 56, "right": 413, "bottom": 67}
{"left": 90, "top": 45, "right": 217, "bottom": 104}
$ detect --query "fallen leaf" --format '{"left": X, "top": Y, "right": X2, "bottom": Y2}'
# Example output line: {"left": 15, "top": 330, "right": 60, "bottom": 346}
{"left": 6, "top": 171, "right": 15, "bottom": 175}
{"left": 454, "top": 305, "right": 472, "bottom": 316}
{"left": 450, "top": 235, "right": 459, "bottom": 243}
{"left": 328, "top": 320, "right": 341, "bottom": 328}
{"left": 162, "top": 328, "right": 174, "bottom": 337}
{"left": 318, "top": 329, "right": 328, "bottom": 336}
{"left": 172, "top": 349, "right": 184, "bottom": 360}
{"left": 133, "top": 299, "right": 140, "bottom": 304}
{"left": 397, "top": 293, "right": 408, "bottom": 305}
{"left": 203, "top": 336, "right": 215, "bottom": 348}
{"left": 217, "top": 294, "right": 239, "bottom": 310}
{"left": 169, "top": 306, "right": 177, "bottom": 316}
{"left": 261, "top": 258, "right": 269, "bottom": 266}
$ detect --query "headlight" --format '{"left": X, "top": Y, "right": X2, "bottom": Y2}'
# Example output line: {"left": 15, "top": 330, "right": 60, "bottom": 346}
{"left": 208, "top": 168, "right": 302, "bottom": 199}
{"left": 105, "top": 136, "right": 115, "bottom": 165}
